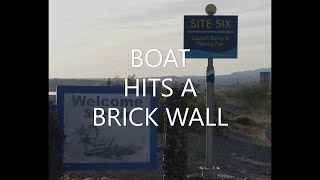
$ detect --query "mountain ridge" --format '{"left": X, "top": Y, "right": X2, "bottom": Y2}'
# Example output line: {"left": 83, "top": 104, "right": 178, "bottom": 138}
{"left": 49, "top": 68, "right": 271, "bottom": 92}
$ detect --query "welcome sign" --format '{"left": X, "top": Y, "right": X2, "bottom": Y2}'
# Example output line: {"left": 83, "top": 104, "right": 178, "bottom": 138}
{"left": 57, "top": 86, "right": 158, "bottom": 170}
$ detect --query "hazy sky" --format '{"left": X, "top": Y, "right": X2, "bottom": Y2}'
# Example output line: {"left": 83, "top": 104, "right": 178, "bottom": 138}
{"left": 49, "top": 0, "right": 271, "bottom": 78}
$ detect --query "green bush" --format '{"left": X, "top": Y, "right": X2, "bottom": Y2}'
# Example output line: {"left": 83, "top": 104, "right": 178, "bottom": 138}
{"left": 234, "top": 115, "right": 256, "bottom": 125}
{"left": 223, "top": 91, "right": 236, "bottom": 97}
{"left": 237, "top": 83, "right": 269, "bottom": 111}
{"left": 259, "top": 98, "right": 271, "bottom": 114}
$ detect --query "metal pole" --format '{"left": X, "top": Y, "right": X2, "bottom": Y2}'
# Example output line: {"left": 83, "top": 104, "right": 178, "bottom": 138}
{"left": 206, "top": 58, "right": 214, "bottom": 168}
{"left": 205, "top": 4, "right": 216, "bottom": 171}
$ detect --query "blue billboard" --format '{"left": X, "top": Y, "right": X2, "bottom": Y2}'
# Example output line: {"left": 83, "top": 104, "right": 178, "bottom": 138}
{"left": 184, "top": 15, "right": 238, "bottom": 58}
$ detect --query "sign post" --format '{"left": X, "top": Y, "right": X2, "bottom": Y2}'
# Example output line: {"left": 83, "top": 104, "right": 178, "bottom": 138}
{"left": 206, "top": 56, "right": 214, "bottom": 170}
{"left": 184, "top": 4, "right": 238, "bottom": 178}
{"left": 205, "top": 4, "right": 216, "bottom": 177}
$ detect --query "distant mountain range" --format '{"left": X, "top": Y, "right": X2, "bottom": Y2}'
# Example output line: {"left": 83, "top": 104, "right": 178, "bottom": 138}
{"left": 49, "top": 68, "right": 271, "bottom": 92}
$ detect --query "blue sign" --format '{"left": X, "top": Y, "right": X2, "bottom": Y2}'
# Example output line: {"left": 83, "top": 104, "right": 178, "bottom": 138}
{"left": 184, "top": 15, "right": 238, "bottom": 58}
{"left": 57, "top": 86, "right": 158, "bottom": 170}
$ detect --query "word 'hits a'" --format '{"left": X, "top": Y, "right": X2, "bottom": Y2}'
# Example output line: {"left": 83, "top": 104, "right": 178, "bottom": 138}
{"left": 125, "top": 78, "right": 197, "bottom": 98}
{"left": 132, "top": 49, "right": 190, "bottom": 68}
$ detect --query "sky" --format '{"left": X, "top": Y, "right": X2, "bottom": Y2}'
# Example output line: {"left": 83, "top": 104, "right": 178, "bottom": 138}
{"left": 49, "top": 0, "right": 271, "bottom": 78}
